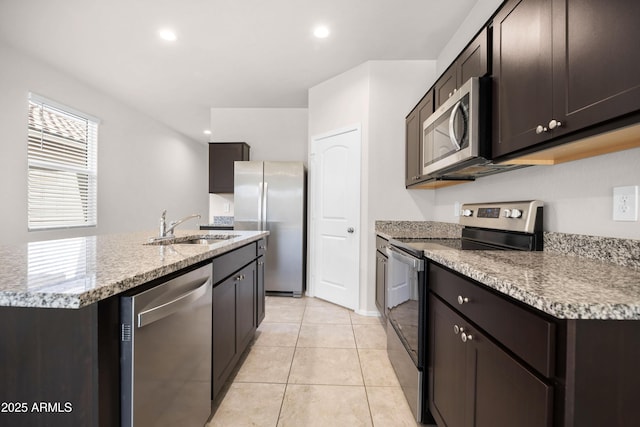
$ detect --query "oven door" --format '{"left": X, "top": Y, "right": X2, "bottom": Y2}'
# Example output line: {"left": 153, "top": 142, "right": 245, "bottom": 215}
{"left": 385, "top": 245, "right": 424, "bottom": 367}
{"left": 385, "top": 245, "right": 430, "bottom": 423}
{"left": 423, "top": 77, "right": 480, "bottom": 177}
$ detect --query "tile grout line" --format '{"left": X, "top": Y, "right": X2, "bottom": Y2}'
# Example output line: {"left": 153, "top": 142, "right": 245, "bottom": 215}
{"left": 352, "top": 309, "right": 377, "bottom": 427}
{"left": 273, "top": 298, "right": 307, "bottom": 427}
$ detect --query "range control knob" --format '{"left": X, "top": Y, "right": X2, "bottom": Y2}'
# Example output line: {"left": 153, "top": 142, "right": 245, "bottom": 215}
{"left": 510, "top": 209, "right": 523, "bottom": 218}
{"left": 503, "top": 209, "right": 512, "bottom": 218}
{"left": 462, "top": 209, "right": 474, "bottom": 217}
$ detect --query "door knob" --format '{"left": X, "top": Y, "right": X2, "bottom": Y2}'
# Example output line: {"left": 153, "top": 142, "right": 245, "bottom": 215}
{"left": 347, "top": 227, "right": 355, "bottom": 233}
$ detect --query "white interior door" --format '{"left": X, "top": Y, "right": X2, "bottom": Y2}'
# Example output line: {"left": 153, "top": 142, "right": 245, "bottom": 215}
{"left": 309, "top": 126, "right": 361, "bottom": 310}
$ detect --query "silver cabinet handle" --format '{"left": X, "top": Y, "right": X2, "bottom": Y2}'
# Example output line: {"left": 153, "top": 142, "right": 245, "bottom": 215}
{"left": 461, "top": 332, "right": 473, "bottom": 343}
{"left": 347, "top": 227, "right": 355, "bottom": 233}
{"left": 235, "top": 274, "right": 245, "bottom": 281}
{"left": 453, "top": 324, "right": 464, "bottom": 335}
{"left": 549, "top": 119, "right": 562, "bottom": 130}
{"left": 457, "top": 295, "right": 469, "bottom": 305}
{"left": 536, "top": 125, "right": 548, "bottom": 134}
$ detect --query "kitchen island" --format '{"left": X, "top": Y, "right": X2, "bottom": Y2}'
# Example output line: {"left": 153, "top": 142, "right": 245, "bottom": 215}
{"left": 0, "top": 229, "right": 268, "bottom": 427}
{"left": 377, "top": 221, "right": 640, "bottom": 427}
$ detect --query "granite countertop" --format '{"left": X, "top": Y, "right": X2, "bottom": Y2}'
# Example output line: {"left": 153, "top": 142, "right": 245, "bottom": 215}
{"left": 376, "top": 222, "right": 640, "bottom": 320}
{"left": 0, "top": 229, "right": 268, "bottom": 309}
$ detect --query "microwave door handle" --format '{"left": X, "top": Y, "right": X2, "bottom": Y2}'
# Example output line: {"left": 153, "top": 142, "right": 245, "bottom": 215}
{"left": 448, "top": 100, "right": 463, "bottom": 151}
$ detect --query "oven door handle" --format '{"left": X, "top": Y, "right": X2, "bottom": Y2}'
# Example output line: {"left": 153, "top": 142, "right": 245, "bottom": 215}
{"left": 385, "top": 246, "right": 424, "bottom": 271}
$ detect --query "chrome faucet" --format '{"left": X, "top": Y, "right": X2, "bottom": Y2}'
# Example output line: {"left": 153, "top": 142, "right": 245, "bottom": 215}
{"left": 159, "top": 210, "right": 201, "bottom": 238}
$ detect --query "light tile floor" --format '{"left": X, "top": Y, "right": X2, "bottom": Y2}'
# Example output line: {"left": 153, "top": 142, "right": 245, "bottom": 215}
{"left": 207, "top": 295, "right": 420, "bottom": 427}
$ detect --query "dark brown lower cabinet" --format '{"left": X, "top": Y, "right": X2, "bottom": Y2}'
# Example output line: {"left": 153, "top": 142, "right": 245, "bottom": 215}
{"left": 212, "top": 261, "right": 256, "bottom": 398}
{"left": 429, "top": 294, "right": 553, "bottom": 427}
{"left": 256, "top": 254, "right": 265, "bottom": 326}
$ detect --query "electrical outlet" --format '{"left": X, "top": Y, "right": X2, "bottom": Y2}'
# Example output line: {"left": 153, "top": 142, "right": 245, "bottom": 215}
{"left": 613, "top": 186, "right": 638, "bottom": 221}
{"left": 223, "top": 203, "right": 230, "bottom": 213}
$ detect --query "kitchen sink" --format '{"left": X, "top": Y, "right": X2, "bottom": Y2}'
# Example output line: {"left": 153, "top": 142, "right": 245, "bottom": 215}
{"left": 146, "top": 234, "right": 239, "bottom": 246}
{"left": 177, "top": 237, "right": 227, "bottom": 245}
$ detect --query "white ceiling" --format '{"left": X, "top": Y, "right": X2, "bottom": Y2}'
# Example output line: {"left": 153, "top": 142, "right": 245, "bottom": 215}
{"left": 0, "top": 0, "right": 478, "bottom": 143}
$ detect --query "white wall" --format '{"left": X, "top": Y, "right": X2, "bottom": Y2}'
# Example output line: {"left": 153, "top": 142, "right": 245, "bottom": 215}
{"left": 0, "top": 42, "right": 208, "bottom": 245}
{"left": 430, "top": 0, "right": 640, "bottom": 240}
{"left": 208, "top": 108, "right": 308, "bottom": 219}
{"left": 308, "top": 60, "right": 437, "bottom": 314}
{"left": 432, "top": 148, "right": 640, "bottom": 239}
{"left": 210, "top": 108, "right": 308, "bottom": 161}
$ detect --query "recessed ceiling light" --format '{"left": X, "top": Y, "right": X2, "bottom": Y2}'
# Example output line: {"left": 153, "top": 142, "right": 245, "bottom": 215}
{"left": 203, "top": 130, "right": 212, "bottom": 135}
{"left": 158, "top": 29, "right": 177, "bottom": 42}
{"left": 313, "top": 25, "right": 330, "bottom": 39}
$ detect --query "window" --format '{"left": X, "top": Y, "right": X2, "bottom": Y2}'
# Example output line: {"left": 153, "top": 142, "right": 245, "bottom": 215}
{"left": 27, "top": 94, "right": 98, "bottom": 230}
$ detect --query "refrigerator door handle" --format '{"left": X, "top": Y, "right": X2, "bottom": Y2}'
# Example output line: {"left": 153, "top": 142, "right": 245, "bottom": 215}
{"left": 258, "top": 182, "right": 264, "bottom": 230}
{"left": 262, "top": 182, "right": 268, "bottom": 231}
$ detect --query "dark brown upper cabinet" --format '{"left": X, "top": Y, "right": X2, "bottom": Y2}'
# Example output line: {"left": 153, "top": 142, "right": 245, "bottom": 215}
{"left": 434, "top": 27, "right": 489, "bottom": 109}
{"left": 208, "top": 142, "right": 250, "bottom": 193}
{"left": 405, "top": 90, "right": 434, "bottom": 186}
{"left": 492, "top": 0, "right": 640, "bottom": 160}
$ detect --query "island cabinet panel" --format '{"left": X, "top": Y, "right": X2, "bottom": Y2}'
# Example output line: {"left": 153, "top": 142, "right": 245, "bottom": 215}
{"left": 492, "top": 0, "right": 640, "bottom": 159}
{"left": 0, "top": 299, "right": 120, "bottom": 427}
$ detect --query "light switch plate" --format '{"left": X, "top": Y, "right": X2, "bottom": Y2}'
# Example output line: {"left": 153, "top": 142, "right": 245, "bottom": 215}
{"left": 613, "top": 185, "right": 638, "bottom": 221}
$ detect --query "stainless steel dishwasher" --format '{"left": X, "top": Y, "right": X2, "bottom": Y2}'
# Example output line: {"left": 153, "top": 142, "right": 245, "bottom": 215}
{"left": 120, "top": 263, "right": 212, "bottom": 427}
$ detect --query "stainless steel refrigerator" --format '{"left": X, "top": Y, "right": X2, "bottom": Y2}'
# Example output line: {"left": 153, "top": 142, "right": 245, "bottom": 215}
{"left": 234, "top": 161, "right": 306, "bottom": 297}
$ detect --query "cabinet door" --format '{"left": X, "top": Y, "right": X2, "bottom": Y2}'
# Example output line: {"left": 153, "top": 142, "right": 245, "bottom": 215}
{"left": 472, "top": 324, "right": 553, "bottom": 427}
{"left": 434, "top": 67, "right": 457, "bottom": 109}
{"left": 457, "top": 27, "right": 489, "bottom": 87}
{"left": 209, "top": 143, "right": 250, "bottom": 193}
{"left": 492, "top": 0, "right": 553, "bottom": 158}
{"left": 406, "top": 91, "right": 434, "bottom": 186}
{"left": 212, "top": 276, "right": 237, "bottom": 397}
{"left": 430, "top": 294, "right": 553, "bottom": 427}
{"left": 552, "top": 0, "right": 640, "bottom": 135}
{"left": 236, "top": 262, "right": 256, "bottom": 355}
{"left": 256, "top": 255, "right": 265, "bottom": 327}
{"left": 405, "top": 108, "right": 421, "bottom": 186}
{"left": 429, "top": 294, "right": 467, "bottom": 427}
{"left": 375, "top": 251, "right": 387, "bottom": 319}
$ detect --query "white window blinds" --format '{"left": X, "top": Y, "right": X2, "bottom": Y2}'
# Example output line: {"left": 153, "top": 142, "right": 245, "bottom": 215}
{"left": 28, "top": 94, "right": 98, "bottom": 230}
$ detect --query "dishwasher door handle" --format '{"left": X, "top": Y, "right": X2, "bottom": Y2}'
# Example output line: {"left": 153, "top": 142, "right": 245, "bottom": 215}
{"left": 385, "top": 245, "right": 424, "bottom": 271}
{"left": 137, "top": 277, "right": 210, "bottom": 328}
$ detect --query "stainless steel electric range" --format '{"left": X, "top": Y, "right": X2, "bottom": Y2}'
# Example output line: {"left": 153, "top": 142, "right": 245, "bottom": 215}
{"left": 384, "top": 201, "right": 544, "bottom": 424}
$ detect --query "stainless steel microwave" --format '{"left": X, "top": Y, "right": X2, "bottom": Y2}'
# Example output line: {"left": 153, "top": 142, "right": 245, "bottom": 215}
{"left": 422, "top": 77, "right": 486, "bottom": 177}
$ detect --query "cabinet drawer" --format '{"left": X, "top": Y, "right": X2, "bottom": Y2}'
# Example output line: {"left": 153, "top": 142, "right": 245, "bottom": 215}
{"left": 213, "top": 242, "right": 256, "bottom": 284}
{"left": 376, "top": 235, "right": 389, "bottom": 253}
{"left": 429, "top": 263, "right": 555, "bottom": 377}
